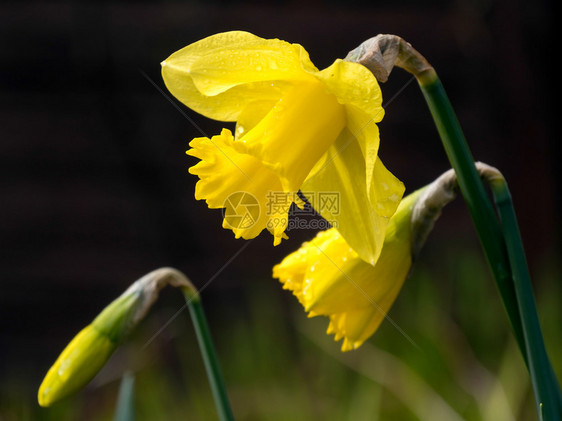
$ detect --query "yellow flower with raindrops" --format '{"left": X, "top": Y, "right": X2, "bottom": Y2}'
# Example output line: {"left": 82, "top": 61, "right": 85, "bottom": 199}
{"left": 162, "top": 31, "right": 404, "bottom": 264}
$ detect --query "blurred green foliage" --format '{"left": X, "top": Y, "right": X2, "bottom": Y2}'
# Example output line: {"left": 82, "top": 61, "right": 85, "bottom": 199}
{"left": 1, "top": 245, "right": 559, "bottom": 421}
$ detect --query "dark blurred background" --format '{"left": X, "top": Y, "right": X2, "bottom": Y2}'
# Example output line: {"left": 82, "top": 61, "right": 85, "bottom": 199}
{"left": 0, "top": 1, "right": 559, "bottom": 420}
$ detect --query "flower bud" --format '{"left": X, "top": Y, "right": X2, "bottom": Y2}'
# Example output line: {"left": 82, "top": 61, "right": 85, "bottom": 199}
{"left": 38, "top": 268, "right": 194, "bottom": 406}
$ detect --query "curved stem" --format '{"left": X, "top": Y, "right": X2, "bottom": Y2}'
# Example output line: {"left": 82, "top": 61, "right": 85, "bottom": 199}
{"left": 126, "top": 268, "right": 236, "bottom": 421}
{"left": 417, "top": 73, "right": 527, "bottom": 360}
{"left": 488, "top": 177, "right": 562, "bottom": 420}
{"left": 182, "top": 289, "right": 235, "bottom": 421}
{"left": 105, "top": 268, "right": 235, "bottom": 421}
{"left": 347, "top": 33, "right": 562, "bottom": 419}
{"left": 133, "top": 268, "right": 236, "bottom": 420}
{"left": 345, "top": 37, "right": 526, "bottom": 359}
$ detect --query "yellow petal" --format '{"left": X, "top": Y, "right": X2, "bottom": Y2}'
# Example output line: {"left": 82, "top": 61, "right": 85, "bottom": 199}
{"left": 316, "top": 59, "right": 384, "bottom": 124}
{"left": 369, "top": 156, "right": 406, "bottom": 219}
{"left": 273, "top": 228, "right": 340, "bottom": 306}
{"left": 329, "top": 275, "right": 406, "bottom": 351}
{"left": 161, "top": 31, "right": 316, "bottom": 121}
{"left": 316, "top": 59, "right": 388, "bottom": 207}
{"left": 187, "top": 129, "right": 291, "bottom": 243}
{"left": 234, "top": 99, "right": 279, "bottom": 139}
{"left": 302, "top": 129, "right": 404, "bottom": 265}
{"left": 302, "top": 211, "right": 411, "bottom": 316}
{"left": 238, "top": 81, "right": 346, "bottom": 193}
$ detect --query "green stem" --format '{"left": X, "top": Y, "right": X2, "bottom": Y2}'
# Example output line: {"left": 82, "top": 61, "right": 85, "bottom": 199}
{"left": 489, "top": 177, "right": 562, "bottom": 420}
{"left": 113, "top": 372, "right": 136, "bottom": 421}
{"left": 183, "top": 289, "right": 235, "bottom": 421}
{"left": 417, "top": 70, "right": 527, "bottom": 361}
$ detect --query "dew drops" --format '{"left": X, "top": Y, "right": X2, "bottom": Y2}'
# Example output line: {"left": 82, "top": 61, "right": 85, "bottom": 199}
{"left": 58, "top": 359, "right": 70, "bottom": 376}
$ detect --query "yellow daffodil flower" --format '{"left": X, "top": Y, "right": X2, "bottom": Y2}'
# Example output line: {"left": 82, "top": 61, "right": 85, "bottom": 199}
{"left": 273, "top": 189, "right": 424, "bottom": 351}
{"left": 162, "top": 31, "right": 404, "bottom": 264}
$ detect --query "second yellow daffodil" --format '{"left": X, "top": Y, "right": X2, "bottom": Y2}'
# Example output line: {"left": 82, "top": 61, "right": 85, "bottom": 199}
{"left": 162, "top": 31, "right": 404, "bottom": 264}
{"left": 273, "top": 167, "right": 462, "bottom": 351}
{"left": 273, "top": 189, "right": 423, "bottom": 351}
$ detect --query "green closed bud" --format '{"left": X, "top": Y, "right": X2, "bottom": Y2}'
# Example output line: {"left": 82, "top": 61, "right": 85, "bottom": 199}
{"left": 38, "top": 268, "right": 195, "bottom": 407}
{"left": 38, "top": 324, "right": 117, "bottom": 407}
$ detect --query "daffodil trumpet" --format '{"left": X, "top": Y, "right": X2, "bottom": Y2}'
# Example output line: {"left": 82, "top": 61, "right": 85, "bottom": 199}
{"left": 274, "top": 164, "right": 499, "bottom": 351}
{"left": 162, "top": 31, "right": 405, "bottom": 265}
